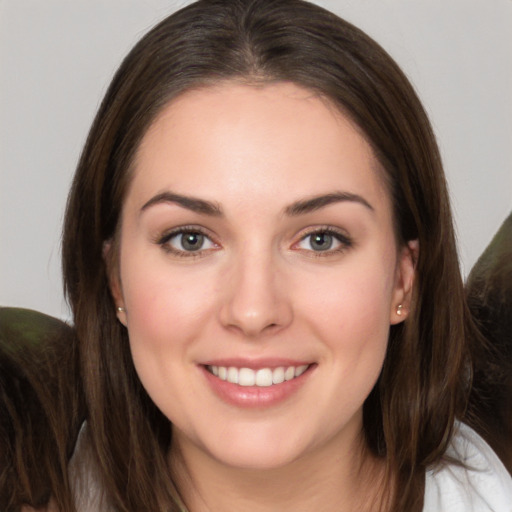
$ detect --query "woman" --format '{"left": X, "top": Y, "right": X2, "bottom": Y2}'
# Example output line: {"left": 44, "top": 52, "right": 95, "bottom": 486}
{"left": 11, "top": 0, "right": 512, "bottom": 510}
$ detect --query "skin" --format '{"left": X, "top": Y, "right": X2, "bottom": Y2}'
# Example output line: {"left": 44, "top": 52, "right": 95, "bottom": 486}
{"left": 109, "top": 82, "right": 416, "bottom": 511}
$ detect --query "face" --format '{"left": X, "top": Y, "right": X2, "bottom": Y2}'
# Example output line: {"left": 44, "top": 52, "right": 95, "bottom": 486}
{"left": 110, "top": 82, "right": 415, "bottom": 472}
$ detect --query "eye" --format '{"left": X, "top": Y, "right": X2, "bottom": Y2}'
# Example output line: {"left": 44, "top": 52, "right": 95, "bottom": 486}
{"left": 158, "top": 227, "right": 217, "bottom": 256}
{"left": 295, "top": 228, "right": 352, "bottom": 254}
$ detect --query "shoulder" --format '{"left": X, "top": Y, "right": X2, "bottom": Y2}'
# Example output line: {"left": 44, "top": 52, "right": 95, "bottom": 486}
{"left": 423, "top": 422, "right": 512, "bottom": 512}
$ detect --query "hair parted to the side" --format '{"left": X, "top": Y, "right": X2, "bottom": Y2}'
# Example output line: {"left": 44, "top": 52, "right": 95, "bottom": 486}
{"left": 62, "top": 0, "right": 470, "bottom": 510}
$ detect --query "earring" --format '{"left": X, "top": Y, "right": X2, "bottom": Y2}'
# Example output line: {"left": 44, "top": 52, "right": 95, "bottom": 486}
{"left": 117, "top": 306, "right": 126, "bottom": 313}
{"left": 396, "top": 304, "right": 403, "bottom": 316}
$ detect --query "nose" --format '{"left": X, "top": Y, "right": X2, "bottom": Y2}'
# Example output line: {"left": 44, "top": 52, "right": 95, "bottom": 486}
{"left": 219, "top": 250, "right": 293, "bottom": 338}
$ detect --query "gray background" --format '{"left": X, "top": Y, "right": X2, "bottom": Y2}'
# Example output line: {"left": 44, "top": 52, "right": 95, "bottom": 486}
{"left": 1, "top": 0, "right": 511, "bottom": 321}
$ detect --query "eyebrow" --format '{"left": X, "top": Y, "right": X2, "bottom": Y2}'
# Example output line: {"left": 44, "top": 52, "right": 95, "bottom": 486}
{"left": 140, "top": 190, "right": 373, "bottom": 217}
{"left": 140, "top": 191, "right": 222, "bottom": 216}
{"left": 284, "top": 192, "right": 374, "bottom": 216}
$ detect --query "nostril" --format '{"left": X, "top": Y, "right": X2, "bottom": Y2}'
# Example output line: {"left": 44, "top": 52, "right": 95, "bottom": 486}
{"left": 218, "top": 274, "right": 294, "bottom": 337}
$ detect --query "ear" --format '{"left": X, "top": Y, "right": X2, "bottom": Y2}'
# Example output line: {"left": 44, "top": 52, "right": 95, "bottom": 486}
{"left": 103, "top": 240, "right": 127, "bottom": 326}
{"left": 390, "top": 239, "right": 418, "bottom": 325}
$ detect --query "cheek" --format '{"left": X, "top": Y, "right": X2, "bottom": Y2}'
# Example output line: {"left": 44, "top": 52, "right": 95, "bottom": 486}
{"left": 120, "top": 252, "right": 218, "bottom": 360}
{"left": 307, "top": 262, "right": 394, "bottom": 329}
{"left": 119, "top": 255, "right": 220, "bottom": 420}
{"left": 300, "top": 257, "right": 395, "bottom": 368}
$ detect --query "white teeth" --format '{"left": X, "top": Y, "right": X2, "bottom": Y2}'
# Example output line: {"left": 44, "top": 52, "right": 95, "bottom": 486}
{"left": 284, "top": 366, "right": 295, "bottom": 381}
{"left": 238, "top": 368, "right": 255, "bottom": 386}
{"left": 295, "top": 364, "right": 308, "bottom": 377}
{"left": 272, "top": 367, "right": 285, "bottom": 384}
{"left": 255, "top": 368, "right": 273, "bottom": 387}
{"left": 227, "top": 367, "right": 238, "bottom": 384}
{"left": 208, "top": 364, "right": 310, "bottom": 387}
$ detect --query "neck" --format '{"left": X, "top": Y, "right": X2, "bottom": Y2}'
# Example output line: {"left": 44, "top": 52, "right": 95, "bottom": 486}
{"left": 169, "top": 424, "right": 390, "bottom": 512}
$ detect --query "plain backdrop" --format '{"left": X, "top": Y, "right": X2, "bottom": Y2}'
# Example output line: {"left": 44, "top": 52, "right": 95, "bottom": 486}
{"left": 1, "top": 0, "right": 511, "bottom": 321}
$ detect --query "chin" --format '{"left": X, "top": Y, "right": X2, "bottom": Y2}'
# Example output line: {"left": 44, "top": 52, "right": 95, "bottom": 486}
{"left": 193, "top": 421, "right": 323, "bottom": 472}
{"left": 211, "top": 444, "right": 304, "bottom": 471}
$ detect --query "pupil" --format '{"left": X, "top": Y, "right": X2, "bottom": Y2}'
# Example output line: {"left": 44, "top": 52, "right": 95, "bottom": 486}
{"left": 182, "top": 233, "right": 203, "bottom": 251}
{"left": 311, "top": 233, "right": 332, "bottom": 251}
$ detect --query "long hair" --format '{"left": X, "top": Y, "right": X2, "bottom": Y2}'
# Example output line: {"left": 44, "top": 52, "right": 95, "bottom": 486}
{"left": 464, "top": 212, "right": 512, "bottom": 473}
{"left": 0, "top": 308, "right": 84, "bottom": 511}
{"left": 62, "top": 1, "right": 470, "bottom": 509}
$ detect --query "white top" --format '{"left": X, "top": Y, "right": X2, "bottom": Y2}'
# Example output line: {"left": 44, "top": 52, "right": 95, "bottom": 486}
{"left": 70, "top": 422, "right": 512, "bottom": 511}
{"left": 423, "top": 422, "right": 512, "bottom": 511}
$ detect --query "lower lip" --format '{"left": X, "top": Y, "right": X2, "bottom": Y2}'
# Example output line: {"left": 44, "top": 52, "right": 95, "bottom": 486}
{"left": 201, "top": 365, "right": 314, "bottom": 408}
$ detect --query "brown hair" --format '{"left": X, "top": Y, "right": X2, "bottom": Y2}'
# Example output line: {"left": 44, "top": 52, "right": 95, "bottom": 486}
{"left": 62, "top": 0, "right": 470, "bottom": 510}
{"left": 464, "top": 212, "right": 512, "bottom": 473}
{"left": 0, "top": 308, "right": 84, "bottom": 511}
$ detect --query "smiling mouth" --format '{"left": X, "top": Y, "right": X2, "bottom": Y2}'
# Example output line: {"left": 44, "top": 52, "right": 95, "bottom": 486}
{"left": 205, "top": 364, "right": 310, "bottom": 387}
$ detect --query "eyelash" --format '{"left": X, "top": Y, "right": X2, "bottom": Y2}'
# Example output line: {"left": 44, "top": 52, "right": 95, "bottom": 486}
{"left": 294, "top": 227, "right": 353, "bottom": 257}
{"left": 155, "top": 225, "right": 353, "bottom": 259}
{"left": 156, "top": 226, "right": 218, "bottom": 258}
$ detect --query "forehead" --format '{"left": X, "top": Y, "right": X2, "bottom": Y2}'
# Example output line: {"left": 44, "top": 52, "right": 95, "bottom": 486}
{"left": 127, "top": 82, "right": 389, "bottom": 213}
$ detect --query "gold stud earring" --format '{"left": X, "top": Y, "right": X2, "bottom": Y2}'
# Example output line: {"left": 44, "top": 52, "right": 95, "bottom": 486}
{"left": 396, "top": 304, "right": 403, "bottom": 316}
{"left": 117, "top": 306, "right": 126, "bottom": 313}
